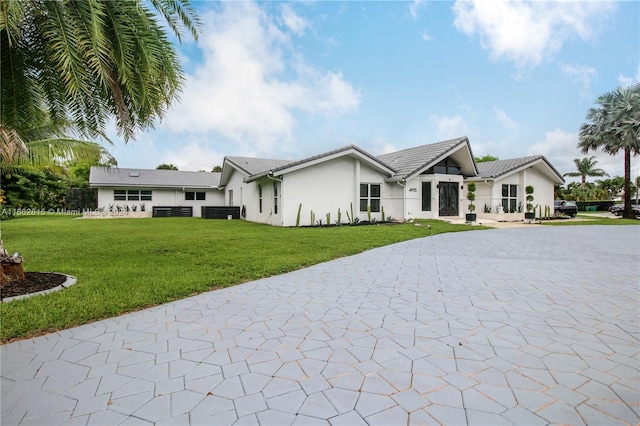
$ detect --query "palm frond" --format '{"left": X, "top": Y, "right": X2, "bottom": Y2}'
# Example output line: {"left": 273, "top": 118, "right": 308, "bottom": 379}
{"left": 1, "top": 0, "right": 198, "bottom": 142}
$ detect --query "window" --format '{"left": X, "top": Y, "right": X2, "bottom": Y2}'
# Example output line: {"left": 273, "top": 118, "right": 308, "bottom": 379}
{"left": 185, "top": 191, "right": 205, "bottom": 201}
{"left": 423, "top": 159, "right": 461, "bottom": 175}
{"left": 502, "top": 184, "right": 518, "bottom": 213}
{"left": 273, "top": 182, "right": 279, "bottom": 214}
{"left": 114, "top": 190, "right": 152, "bottom": 201}
{"left": 258, "top": 184, "right": 263, "bottom": 213}
{"left": 421, "top": 182, "right": 431, "bottom": 211}
{"left": 360, "top": 183, "right": 381, "bottom": 212}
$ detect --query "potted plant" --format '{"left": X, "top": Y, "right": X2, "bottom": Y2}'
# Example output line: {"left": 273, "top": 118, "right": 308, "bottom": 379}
{"left": 465, "top": 182, "right": 477, "bottom": 222}
{"left": 525, "top": 185, "right": 535, "bottom": 221}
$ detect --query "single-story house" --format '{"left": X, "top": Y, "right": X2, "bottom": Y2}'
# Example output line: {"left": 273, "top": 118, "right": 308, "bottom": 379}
{"left": 89, "top": 136, "right": 564, "bottom": 225}
{"left": 89, "top": 167, "right": 223, "bottom": 217}
{"left": 471, "top": 156, "right": 564, "bottom": 217}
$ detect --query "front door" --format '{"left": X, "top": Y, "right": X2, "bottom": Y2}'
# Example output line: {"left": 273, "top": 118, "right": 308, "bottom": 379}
{"left": 438, "top": 182, "right": 459, "bottom": 216}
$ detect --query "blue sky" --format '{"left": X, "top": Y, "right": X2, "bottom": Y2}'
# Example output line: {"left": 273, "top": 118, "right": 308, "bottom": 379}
{"left": 110, "top": 0, "right": 639, "bottom": 183}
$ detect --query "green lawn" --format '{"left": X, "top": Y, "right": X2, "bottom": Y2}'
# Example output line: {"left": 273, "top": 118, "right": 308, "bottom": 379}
{"left": 0, "top": 216, "right": 484, "bottom": 342}
{"left": 543, "top": 214, "right": 640, "bottom": 226}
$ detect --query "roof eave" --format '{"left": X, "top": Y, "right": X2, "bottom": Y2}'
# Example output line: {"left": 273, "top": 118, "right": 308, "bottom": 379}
{"left": 271, "top": 146, "right": 396, "bottom": 177}
{"left": 404, "top": 137, "right": 477, "bottom": 180}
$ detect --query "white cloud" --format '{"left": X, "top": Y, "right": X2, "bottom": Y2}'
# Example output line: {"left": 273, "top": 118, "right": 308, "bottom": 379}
{"left": 526, "top": 128, "right": 635, "bottom": 180}
{"left": 280, "top": 4, "right": 309, "bottom": 36}
{"left": 561, "top": 64, "right": 598, "bottom": 98}
{"left": 410, "top": 0, "right": 426, "bottom": 19}
{"left": 370, "top": 138, "right": 399, "bottom": 156}
{"left": 165, "top": 1, "right": 360, "bottom": 155}
{"left": 618, "top": 66, "right": 640, "bottom": 87}
{"left": 162, "top": 141, "right": 226, "bottom": 172}
{"left": 452, "top": 0, "right": 615, "bottom": 69}
{"left": 430, "top": 114, "right": 468, "bottom": 140}
{"left": 421, "top": 31, "right": 433, "bottom": 42}
{"left": 493, "top": 107, "right": 516, "bottom": 130}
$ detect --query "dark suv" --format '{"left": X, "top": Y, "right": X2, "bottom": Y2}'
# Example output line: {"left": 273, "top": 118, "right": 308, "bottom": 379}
{"left": 554, "top": 200, "right": 578, "bottom": 217}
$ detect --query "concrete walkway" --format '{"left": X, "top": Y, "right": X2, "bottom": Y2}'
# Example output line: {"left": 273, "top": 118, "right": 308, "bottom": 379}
{"left": 2, "top": 226, "right": 639, "bottom": 425}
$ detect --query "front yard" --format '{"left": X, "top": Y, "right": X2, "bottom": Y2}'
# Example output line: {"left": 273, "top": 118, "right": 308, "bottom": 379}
{"left": 0, "top": 216, "right": 483, "bottom": 342}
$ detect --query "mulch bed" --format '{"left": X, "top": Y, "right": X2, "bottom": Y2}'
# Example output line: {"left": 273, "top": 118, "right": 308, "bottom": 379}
{"left": 1, "top": 272, "right": 68, "bottom": 300}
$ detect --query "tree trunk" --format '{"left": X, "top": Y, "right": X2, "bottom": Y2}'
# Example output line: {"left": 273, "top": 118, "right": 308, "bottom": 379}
{"left": 0, "top": 240, "right": 25, "bottom": 287}
{"left": 1, "top": 260, "right": 25, "bottom": 287}
{"left": 623, "top": 147, "right": 634, "bottom": 219}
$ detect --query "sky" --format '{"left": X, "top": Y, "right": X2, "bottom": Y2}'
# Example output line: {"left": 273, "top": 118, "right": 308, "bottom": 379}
{"left": 108, "top": 0, "right": 640, "bottom": 184}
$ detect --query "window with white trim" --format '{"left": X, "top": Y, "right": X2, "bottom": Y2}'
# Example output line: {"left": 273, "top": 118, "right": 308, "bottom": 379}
{"left": 185, "top": 191, "right": 205, "bottom": 200}
{"left": 258, "top": 184, "right": 263, "bottom": 213}
{"left": 360, "top": 183, "right": 381, "bottom": 212}
{"left": 273, "top": 182, "right": 279, "bottom": 214}
{"left": 502, "top": 184, "right": 518, "bottom": 213}
{"left": 114, "top": 190, "right": 151, "bottom": 201}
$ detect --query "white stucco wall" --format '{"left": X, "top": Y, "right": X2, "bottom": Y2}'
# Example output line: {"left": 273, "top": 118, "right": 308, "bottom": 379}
{"left": 405, "top": 175, "right": 464, "bottom": 219}
{"left": 242, "top": 156, "right": 403, "bottom": 227}
{"left": 96, "top": 187, "right": 224, "bottom": 217}
{"left": 281, "top": 157, "right": 360, "bottom": 226}
{"left": 521, "top": 168, "right": 555, "bottom": 216}
{"left": 471, "top": 181, "right": 493, "bottom": 213}
{"left": 468, "top": 167, "right": 556, "bottom": 217}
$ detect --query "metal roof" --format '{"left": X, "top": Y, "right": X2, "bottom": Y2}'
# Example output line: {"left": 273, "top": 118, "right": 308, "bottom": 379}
{"left": 225, "top": 145, "right": 395, "bottom": 183}
{"left": 476, "top": 155, "right": 564, "bottom": 182}
{"left": 89, "top": 167, "right": 221, "bottom": 188}
{"left": 224, "top": 157, "right": 294, "bottom": 176}
{"left": 92, "top": 140, "right": 561, "bottom": 190}
{"left": 270, "top": 145, "right": 393, "bottom": 174}
{"left": 376, "top": 137, "right": 472, "bottom": 179}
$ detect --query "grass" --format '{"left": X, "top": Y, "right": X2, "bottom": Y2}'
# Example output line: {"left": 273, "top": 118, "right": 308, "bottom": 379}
{"left": 542, "top": 213, "right": 640, "bottom": 226}
{"left": 0, "top": 215, "right": 485, "bottom": 342}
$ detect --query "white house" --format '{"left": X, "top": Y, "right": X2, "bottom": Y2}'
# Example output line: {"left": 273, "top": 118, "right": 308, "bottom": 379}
{"left": 90, "top": 136, "right": 564, "bottom": 225}
{"left": 471, "top": 156, "right": 564, "bottom": 218}
{"left": 89, "top": 167, "right": 223, "bottom": 217}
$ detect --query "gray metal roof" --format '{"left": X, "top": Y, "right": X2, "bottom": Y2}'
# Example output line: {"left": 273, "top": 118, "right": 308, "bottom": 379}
{"left": 270, "top": 145, "right": 393, "bottom": 175}
{"left": 226, "top": 145, "right": 394, "bottom": 182}
{"left": 476, "top": 156, "right": 564, "bottom": 182}
{"left": 225, "top": 157, "right": 294, "bottom": 176}
{"left": 376, "top": 137, "right": 470, "bottom": 179}
{"left": 89, "top": 167, "right": 221, "bottom": 188}
{"left": 225, "top": 138, "right": 476, "bottom": 183}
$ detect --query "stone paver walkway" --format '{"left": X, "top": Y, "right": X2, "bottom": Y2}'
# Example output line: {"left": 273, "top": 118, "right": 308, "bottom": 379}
{"left": 2, "top": 226, "right": 639, "bottom": 425}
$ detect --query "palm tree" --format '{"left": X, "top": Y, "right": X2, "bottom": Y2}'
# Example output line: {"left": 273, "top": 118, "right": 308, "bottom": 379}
{"left": 1, "top": 116, "right": 116, "bottom": 174}
{"left": 1, "top": 0, "right": 199, "bottom": 148}
{"left": 579, "top": 84, "right": 640, "bottom": 219}
{"left": 0, "top": 0, "right": 198, "bottom": 282}
{"left": 563, "top": 156, "right": 609, "bottom": 186}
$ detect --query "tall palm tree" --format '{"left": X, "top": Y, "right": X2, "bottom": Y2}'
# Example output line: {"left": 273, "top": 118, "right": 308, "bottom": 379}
{"left": 563, "top": 156, "right": 609, "bottom": 186}
{"left": 1, "top": 0, "right": 199, "bottom": 149}
{"left": 1, "top": 116, "right": 116, "bottom": 174}
{"left": 0, "top": 0, "right": 197, "bottom": 281}
{"left": 579, "top": 84, "right": 640, "bottom": 219}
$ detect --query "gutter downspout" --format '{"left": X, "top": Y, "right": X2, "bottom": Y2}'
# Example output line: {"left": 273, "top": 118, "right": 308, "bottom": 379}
{"left": 483, "top": 179, "right": 493, "bottom": 212}
{"left": 396, "top": 179, "right": 406, "bottom": 221}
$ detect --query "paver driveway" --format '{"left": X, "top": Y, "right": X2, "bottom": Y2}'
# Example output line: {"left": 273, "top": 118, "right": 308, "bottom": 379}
{"left": 2, "top": 225, "right": 639, "bottom": 425}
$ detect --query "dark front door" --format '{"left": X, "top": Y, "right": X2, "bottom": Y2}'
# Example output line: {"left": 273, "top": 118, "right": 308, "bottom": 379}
{"left": 439, "top": 182, "right": 459, "bottom": 216}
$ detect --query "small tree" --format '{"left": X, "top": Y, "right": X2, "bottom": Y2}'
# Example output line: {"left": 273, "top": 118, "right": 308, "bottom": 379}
{"left": 466, "top": 182, "right": 476, "bottom": 213}
{"left": 525, "top": 185, "right": 535, "bottom": 212}
{"left": 156, "top": 164, "right": 178, "bottom": 170}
